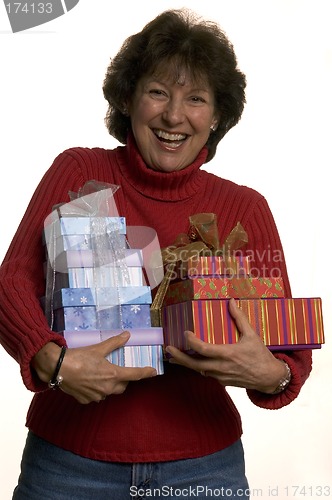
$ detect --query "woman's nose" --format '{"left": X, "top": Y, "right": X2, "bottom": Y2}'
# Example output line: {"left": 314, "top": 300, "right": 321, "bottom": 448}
{"left": 162, "top": 99, "right": 185, "bottom": 126}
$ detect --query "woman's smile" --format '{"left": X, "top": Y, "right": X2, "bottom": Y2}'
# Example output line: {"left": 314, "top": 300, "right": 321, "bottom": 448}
{"left": 152, "top": 129, "right": 188, "bottom": 149}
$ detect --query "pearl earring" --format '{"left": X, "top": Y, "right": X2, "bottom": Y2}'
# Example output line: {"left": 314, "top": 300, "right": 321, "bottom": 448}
{"left": 210, "top": 124, "right": 217, "bottom": 132}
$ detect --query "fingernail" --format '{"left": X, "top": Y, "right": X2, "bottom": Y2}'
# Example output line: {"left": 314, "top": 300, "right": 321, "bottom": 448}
{"left": 120, "top": 331, "right": 130, "bottom": 338}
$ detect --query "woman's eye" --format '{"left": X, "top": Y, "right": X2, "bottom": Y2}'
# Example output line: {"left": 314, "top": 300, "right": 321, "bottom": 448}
{"left": 149, "top": 89, "right": 166, "bottom": 96}
{"left": 190, "top": 96, "right": 205, "bottom": 103}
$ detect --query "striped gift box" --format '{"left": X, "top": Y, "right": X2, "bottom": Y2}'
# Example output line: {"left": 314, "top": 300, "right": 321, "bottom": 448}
{"left": 163, "top": 276, "right": 284, "bottom": 306}
{"left": 64, "top": 328, "right": 164, "bottom": 374}
{"left": 53, "top": 248, "right": 143, "bottom": 272}
{"left": 185, "top": 255, "right": 251, "bottom": 277}
{"left": 162, "top": 298, "right": 324, "bottom": 350}
{"left": 54, "top": 266, "right": 145, "bottom": 289}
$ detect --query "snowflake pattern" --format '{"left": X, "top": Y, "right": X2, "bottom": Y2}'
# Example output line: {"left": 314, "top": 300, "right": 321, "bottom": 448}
{"left": 99, "top": 310, "right": 111, "bottom": 320}
{"left": 130, "top": 305, "right": 141, "bottom": 314}
{"left": 79, "top": 322, "right": 90, "bottom": 330}
{"left": 73, "top": 307, "right": 84, "bottom": 317}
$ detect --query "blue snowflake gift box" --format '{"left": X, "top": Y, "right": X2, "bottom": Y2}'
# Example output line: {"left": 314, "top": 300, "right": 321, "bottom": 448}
{"left": 51, "top": 288, "right": 153, "bottom": 331}
{"left": 42, "top": 182, "right": 164, "bottom": 374}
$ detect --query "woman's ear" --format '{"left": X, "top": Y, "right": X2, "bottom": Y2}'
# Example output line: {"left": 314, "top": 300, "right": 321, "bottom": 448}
{"left": 121, "top": 100, "right": 130, "bottom": 116}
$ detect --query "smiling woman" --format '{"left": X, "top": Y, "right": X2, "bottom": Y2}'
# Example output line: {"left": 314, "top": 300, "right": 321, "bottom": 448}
{"left": 0, "top": 7, "right": 313, "bottom": 500}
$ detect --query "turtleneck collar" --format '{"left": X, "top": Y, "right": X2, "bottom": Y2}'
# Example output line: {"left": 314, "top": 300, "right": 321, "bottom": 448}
{"left": 114, "top": 133, "right": 209, "bottom": 202}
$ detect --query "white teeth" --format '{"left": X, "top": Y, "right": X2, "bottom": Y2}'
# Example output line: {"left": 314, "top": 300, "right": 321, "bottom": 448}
{"left": 164, "top": 142, "right": 182, "bottom": 149}
{"left": 154, "top": 129, "right": 186, "bottom": 141}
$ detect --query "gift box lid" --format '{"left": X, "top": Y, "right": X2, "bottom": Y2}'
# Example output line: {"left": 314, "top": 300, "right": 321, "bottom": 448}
{"left": 49, "top": 286, "right": 152, "bottom": 308}
{"left": 162, "top": 297, "right": 325, "bottom": 349}
{"left": 179, "top": 254, "right": 251, "bottom": 278}
{"left": 63, "top": 327, "right": 164, "bottom": 347}
{"left": 269, "top": 344, "right": 321, "bottom": 351}
{"left": 44, "top": 216, "right": 126, "bottom": 240}
{"left": 50, "top": 248, "right": 143, "bottom": 272}
{"left": 163, "top": 276, "right": 284, "bottom": 305}
{"left": 52, "top": 302, "right": 152, "bottom": 332}
{"left": 52, "top": 265, "right": 145, "bottom": 289}
{"left": 44, "top": 233, "right": 128, "bottom": 252}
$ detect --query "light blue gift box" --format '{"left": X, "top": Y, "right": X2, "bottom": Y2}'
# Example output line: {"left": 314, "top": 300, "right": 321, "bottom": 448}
{"left": 51, "top": 286, "right": 152, "bottom": 307}
{"left": 53, "top": 303, "right": 152, "bottom": 332}
{"left": 48, "top": 233, "right": 127, "bottom": 252}
{"left": 111, "top": 345, "right": 164, "bottom": 374}
{"left": 44, "top": 216, "right": 126, "bottom": 240}
{"left": 54, "top": 266, "right": 145, "bottom": 289}
{"left": 53, "top": 249, "right": 143, "bottom": 273}
{"left": 63, "top": 328, "right": 164, "bottom": 374}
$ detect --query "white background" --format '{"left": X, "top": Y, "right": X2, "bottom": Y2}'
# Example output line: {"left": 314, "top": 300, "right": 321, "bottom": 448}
{"left": 0, "top": 1, "right": 331, "bottom": 498}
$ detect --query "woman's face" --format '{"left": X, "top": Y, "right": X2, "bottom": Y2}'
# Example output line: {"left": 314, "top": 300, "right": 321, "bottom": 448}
{"left": 128, "top": 72, "right": 218, "bottom": 172}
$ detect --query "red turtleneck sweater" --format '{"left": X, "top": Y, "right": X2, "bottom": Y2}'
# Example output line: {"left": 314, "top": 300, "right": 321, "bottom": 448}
{"left": 0, "top": 136, "right": 311, "bottom": 462}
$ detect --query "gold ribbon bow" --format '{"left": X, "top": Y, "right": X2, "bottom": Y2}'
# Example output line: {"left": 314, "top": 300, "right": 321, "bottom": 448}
{"left": 151, "top": 214, "right": 248, "bottom": 326}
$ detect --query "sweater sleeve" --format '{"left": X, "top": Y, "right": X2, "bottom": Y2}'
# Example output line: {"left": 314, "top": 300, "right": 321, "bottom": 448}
{"left": 0, "top": 150, "right": 86, "bottom": 392}
{"left": 240, "top": 195, "right": 312, "bottom": 409}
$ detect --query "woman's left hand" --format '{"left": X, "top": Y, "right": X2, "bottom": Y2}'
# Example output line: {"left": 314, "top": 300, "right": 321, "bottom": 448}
{"left": 165, "top": 298, "right": 288, "bottom": 393}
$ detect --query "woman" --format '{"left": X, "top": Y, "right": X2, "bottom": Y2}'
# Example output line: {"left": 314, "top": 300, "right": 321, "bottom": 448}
{"left": 0, "top": 9, "right": 311, "bottom": 499}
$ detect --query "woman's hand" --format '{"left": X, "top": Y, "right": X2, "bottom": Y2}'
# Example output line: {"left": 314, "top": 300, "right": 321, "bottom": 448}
{"left": 32, "top": 331, "right": 157, "bottom": 404}
{"left": 165, "top": 298, "right": 288, "bottom": 393}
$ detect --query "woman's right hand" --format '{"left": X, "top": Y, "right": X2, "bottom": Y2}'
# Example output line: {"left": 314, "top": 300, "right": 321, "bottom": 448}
{"left": 32, "top": 331, "right": 158, "bottom": 404}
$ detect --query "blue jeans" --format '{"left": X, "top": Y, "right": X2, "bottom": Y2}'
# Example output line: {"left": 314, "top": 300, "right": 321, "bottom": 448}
{"left": 13, "top": 431, "right": 250, "bottom": 499}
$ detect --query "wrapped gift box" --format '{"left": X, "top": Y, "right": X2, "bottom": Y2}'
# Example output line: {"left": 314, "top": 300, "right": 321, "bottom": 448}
{"left": 163, "top": 276, "right": 284, "bottom": 305}
{"left": 151, "top": 255, "right": 253, "bottom": 326}
{"left": 174, "top": 254, "right": 251, "bottom": 280}
{"left": 63, "top": 328, "right": 164, "bottom": 374}
{"left": 162, "top": 297, "right": 324, "bottom": 350}
{"left": 44, "top": 216, "right": 126, "bottom": 239}
{"left": 42, "top": 192, "right": 165, "bottom": 373}
{"left": 54, "top": 266, "right": 145, "bottom": 289}
{"left": 46, "top": 233, "right": 127, "bottom": 252}
{"left": 53, "top": 248, "right": 143, "bottom": 271}
{"left": 50, "top": 287, "right": 152, "bottom": 308}
{"left": 53, "top": 303, "right": 152, "bottom": 332}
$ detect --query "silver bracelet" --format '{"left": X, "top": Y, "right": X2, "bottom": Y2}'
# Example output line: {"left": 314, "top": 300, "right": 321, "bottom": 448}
{"left": 271, "top": 362, "right": 291, "bottom": 394}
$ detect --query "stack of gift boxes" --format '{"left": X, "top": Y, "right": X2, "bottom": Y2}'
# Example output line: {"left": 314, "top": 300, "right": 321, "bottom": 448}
{"left": 42, "top": 210, "right": 324, "bottom": 371}
{"left": 161, "top": 255, "right": 325, "bottom": 352}
{"left": 42, "top": 215, "right": 164, "bottom": 374}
